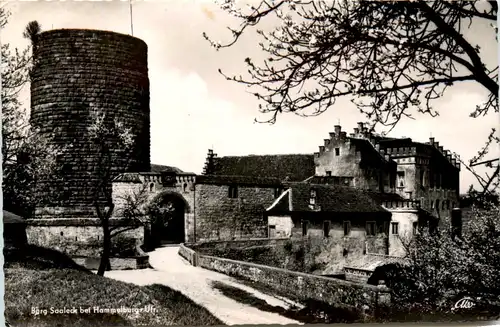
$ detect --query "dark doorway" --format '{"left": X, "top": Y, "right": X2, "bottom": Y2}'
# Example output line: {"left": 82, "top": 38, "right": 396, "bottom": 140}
{"left": 150, "top": 195, "right": 186, "bottom": 245}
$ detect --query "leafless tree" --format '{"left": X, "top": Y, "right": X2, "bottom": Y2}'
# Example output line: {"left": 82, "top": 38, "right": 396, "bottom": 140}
{"left": 205, "top": 0, "right": 498, "bottom": 194}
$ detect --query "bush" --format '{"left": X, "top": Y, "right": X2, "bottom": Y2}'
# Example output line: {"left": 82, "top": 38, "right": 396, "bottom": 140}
{"left": 381, "top": 204, "right": 500, "bottom": 318}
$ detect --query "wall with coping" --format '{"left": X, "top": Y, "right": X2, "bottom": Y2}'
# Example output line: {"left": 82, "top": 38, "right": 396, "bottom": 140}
{"left": 178, "top": 244, "right": 391, "bottom": 316}
{"left": 26, "top": 218, "right": 144, "bottom": 257}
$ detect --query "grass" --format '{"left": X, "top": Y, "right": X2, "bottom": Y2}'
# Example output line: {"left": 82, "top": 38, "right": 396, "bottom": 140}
{"left": 4, "top": 245, "right": 224, "bottom": 327}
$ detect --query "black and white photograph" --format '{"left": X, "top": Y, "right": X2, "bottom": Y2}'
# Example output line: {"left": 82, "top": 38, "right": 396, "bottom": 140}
{"left": 1, "top": 0, "right": 499, "bottom": 326}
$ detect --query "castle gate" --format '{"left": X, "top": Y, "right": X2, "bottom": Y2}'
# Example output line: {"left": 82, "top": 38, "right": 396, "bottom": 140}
{"left": 148, "top": 191, "right": 190, "bottom": 245}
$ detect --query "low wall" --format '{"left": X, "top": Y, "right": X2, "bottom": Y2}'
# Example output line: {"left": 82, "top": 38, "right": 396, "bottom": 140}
{"left": 179, "top": 243, "right": 198, "bottom": 266}
{"left": 179, "top": 245, "right": 391, "bottom": 316}
{"left": 73, "top": 255, "right": 149, "bottom": 270}
{"left": 26, "top": 218, "right": 145, "bottom": 257}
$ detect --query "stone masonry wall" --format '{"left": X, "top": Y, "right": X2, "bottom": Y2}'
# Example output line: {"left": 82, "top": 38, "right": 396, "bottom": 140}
{"left": 289, "top": 217, "right": 389, "bottom": 275}
{"left": 30, "top": 29, "right": 150, "bottom": 216}
{"left": 26, "top": 218, "right": 144, "bottom": 257}
{"left": 194, "top": 183, "right": 277, "bottom": 241}
{"left": 191, "top": 253, "right": 391, "bottom": 316}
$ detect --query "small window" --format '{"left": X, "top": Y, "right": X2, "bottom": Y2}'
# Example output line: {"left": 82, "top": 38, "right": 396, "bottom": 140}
{"left": 435, "top": 199, "right": 440, "bottom": 212}
{"left": 343, "top": 221, "right": 351, "bottom": 236}
{"left": 183, "top": 183, "right": 188, "bottom": 193}
{"left": 397, "top": 171, "right": 405, "bottom": 187}
{"left": 366, "top": 221, "right": 376, "bottom": 236}
{"left": 269, "top": 225, "right": 277, "bottom": 238}
{"left": 302, "top": 220, "right": 309, "bottom": 236}
{"left": 323, "top": 221, "right": 330, "bottom": 237}
{"left": 431, "top": 200, "right": 435, "bottom": 209}
{"left": 310, "top": 188, "right": 316, "bottom": 205}
{"left": 228, "top": 185, "right": 238, "bottom": 198}
{"left": 335, "top": 148, "right": 340, "bottom": 156}
{"left": 149, "top": 182, "right": 155, "bottom": 192}
{"left": 412, "top": 222, "right": 418, "bottom": 235}
{"left": 391, "top": 222, "right": 399, "bottom": 235}
{"left": 326, "top": 171, "right": 332, "bottom": 176}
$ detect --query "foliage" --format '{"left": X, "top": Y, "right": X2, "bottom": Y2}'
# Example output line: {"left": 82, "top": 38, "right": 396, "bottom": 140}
{"left": 1, "top": 10, "right": 61, "bottom": 217}
{"left": 206, "top": 0, "right": 499, "bottom": 193}
{"left": 384, "top": 204, "right": 500, "bottom": 316}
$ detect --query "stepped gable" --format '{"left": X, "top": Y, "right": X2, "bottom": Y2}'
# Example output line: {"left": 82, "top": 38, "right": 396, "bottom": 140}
{"left": 314, "top": 122, "right": 394, "bottom": 166}
{"left": 202, "top": 150, "right": 315, "bottom": 182}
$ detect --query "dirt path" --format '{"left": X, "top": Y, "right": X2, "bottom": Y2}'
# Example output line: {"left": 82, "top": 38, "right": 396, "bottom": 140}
{"left": 104, "top": 245, "right": 302, "bottom": 325}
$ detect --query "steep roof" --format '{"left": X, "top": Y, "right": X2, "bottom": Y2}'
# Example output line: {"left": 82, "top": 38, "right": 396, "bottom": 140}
{"left": 209, "top": 154, "right": 315, "bottom": 182}
{"left": 268, "top": 183, "right": 389, "bottom": 214}
{"left": 196, "top": 175, "right": 282, "bottom": 187}
{"left": 150, "top": 164, "right": 183, "bottom": 174}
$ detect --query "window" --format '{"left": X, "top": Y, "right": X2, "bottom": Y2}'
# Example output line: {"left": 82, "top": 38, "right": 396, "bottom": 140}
{"left": 183, "top": 183, "right": 188, "bottom": 193}
{"left": 391, "top": 222, "right": 399, "bottom": 235}
{"left": 442, "top": 200, "right": 447, "bottom": 210}
{"left": 431, "top": 200, "right": 435, "bottom": 210}
{"left": 343, "top": 221, "right": 351, "bottom": 236}
{"left": 269, "top": 225, "right": 277, "bottom": 238}
{"left": 149, "top": 183, "right": 155, "bottom": 192}
{"left": 323, "top": 221, "right": 330, "bottom": 237}
{"left": 228, "top": 185, "right": 238, "bottom": 198}
{"left": 326, "top": 171, "right": 332, "bottom": 176}
{"left": 435, "top": 199, "right": 440, "bottom": 212}
{"left": 302, "top": 220, "right": 309, "bottom": 236}
{"left": 397, "top": 171, "right": 405, "bottom": 187}
{"left": 366, "top": 221, "right": 376, "bottom": 236}
{"left": 412, "top": 222, "right": 418, "bottom": 235}
{"left": 335, "top": 148, "right": 340, "bottom": 156}
{"left": 419, "top": 169, "right": 425, "bottom": 186}
{"left": 310, "top": 189, "right": 317, "bottom": 205}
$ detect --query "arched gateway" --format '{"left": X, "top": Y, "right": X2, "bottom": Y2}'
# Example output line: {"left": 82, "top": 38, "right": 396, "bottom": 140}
{"left": 148, "top": 191, "right": 190, "bottom": 245}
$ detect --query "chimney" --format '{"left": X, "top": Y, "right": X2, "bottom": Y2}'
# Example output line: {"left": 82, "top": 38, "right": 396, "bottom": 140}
{"left": 353, "top": 127, "right": 359, "bottom": 134}
{"left": 334, "top": 125, "right": 341, "bottom": 135}
{"left": 357, "top": 122, "right": 364, "bottom": 131}
{"left": 429, "top": 137, "right": 435, "bottom": 145}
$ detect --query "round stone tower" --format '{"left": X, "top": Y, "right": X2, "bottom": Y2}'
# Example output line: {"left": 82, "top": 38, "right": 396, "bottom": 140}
{"left": 30, "top": 29, "right": 151, "bottom": 218}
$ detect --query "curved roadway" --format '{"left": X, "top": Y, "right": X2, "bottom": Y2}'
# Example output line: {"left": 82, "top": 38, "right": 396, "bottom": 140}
{"left": 104, "top": 245, "right": 302, "bottom": 325}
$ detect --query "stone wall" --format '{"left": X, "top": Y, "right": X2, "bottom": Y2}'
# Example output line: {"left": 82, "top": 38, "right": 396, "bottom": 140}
{"left": 73, "top": 256, "right": 149, "bottom": 270}
{"left": 194, "top": 183, "right": 277, "bottom": 241}
{"left": 181, "top": 248, "right": 391, "bottom": 316}
{"left": 30, "top": 29, "right": 150, "bottom": 216}
{"left": 283, "top": 215, "right": 389, "bottom": 275}
{"left": 26, "top": 218, "right": 145, "bottom": 257}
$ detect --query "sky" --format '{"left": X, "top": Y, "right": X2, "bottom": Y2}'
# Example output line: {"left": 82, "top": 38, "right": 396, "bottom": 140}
{"left": 2, "top": 0, "right": 498, "bottom": 194}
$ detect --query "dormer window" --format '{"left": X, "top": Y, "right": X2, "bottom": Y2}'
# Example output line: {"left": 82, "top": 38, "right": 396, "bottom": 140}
{"left": 310, "top": 189, "right": 316, "bottom": 205}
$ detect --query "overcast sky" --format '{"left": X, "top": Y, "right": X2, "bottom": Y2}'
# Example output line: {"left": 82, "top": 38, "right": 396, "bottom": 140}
{"left": 2, "top": 0, "right": 498, "bottom": 193}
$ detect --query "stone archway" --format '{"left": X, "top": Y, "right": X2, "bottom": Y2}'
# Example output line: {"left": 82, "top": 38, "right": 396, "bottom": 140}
{"left": 148, "top": 192, "right": 189, "bottom": 245}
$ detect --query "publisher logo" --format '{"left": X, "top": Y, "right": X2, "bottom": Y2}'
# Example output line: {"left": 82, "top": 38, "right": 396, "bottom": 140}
{"left": 451, "top": 297, "right": 476, "bottom": 311}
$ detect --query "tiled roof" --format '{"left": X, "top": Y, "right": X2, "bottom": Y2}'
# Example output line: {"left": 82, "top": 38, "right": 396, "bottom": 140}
{"left": 196, "top": 175, "right": 282, "bottom": 187}
{"left": 3, "top": 210, "right": 26, "bottom": 224}
{"left": 112, "top": 173, "right": 143, "bottom": 183}
{"left": 268, "top": 183, "right": 389, "bottom": 213}
{"left": 208, "top": 154, "right": 315, "bottom": 182}
{"left": 150, "top": 164, "right": 183, "bottom": 174}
